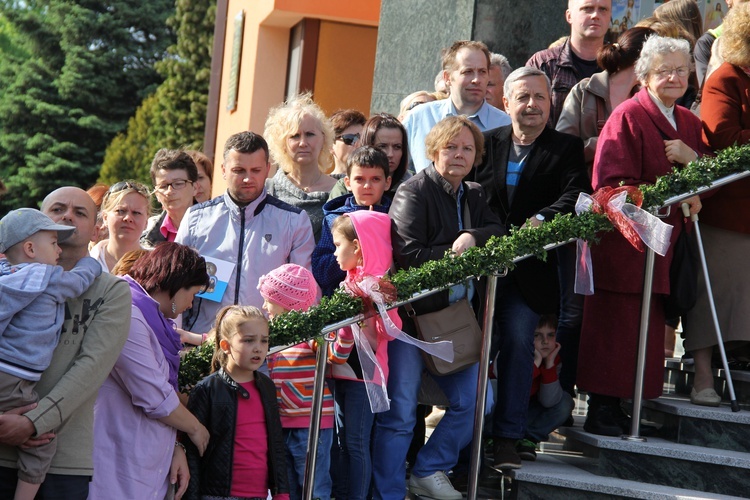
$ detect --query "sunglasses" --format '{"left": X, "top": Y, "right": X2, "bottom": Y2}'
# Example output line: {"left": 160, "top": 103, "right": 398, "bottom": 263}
{"left": 107, "top": 181, "right": 151, "bottom": 197}
{"left": 407, "top": 100, "right": 428, "bottom": 111}
{"left": 336, "top": 133, "right": 361, "bottom": 146}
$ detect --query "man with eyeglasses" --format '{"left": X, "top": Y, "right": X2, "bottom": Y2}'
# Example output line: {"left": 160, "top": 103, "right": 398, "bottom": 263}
{"left": 142, "top": 149, "right": 199, "bottom": 248}
{"left": 0, "top": 187, "right": 131, "bottom": 499}
{"left": 527, "top": 0, "right": 612, "bottom": 127}
{"left": 403, "top": 40, "right": 510, "bottom": 173}
{"left": 176, "top": 131, "right": 315, "bottom": 336}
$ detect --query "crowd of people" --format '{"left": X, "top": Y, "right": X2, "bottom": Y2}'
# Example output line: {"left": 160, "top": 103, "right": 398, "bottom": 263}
{"left": 0, "top": 0, "right": 749, "bottom": 498}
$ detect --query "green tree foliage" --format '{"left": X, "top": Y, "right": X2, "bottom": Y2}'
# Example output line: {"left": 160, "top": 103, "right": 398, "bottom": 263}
{"left": 99, "top": 0, "right": 215, "bottom": 186}
{"left": 0, "top": 0, "right": 175, "bottom": 212}
{"left": 99, "top": 93, "right": 160, "bottom": 184}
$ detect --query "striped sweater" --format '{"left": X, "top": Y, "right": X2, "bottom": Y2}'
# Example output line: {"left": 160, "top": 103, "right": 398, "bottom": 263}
{"left": 267, "top": 337, "right": 354, "bottom": 428}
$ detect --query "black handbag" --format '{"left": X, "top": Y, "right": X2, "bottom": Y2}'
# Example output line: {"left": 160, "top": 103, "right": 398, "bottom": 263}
{"left": 664, "top": 226, "right": 700, "bottom": 318}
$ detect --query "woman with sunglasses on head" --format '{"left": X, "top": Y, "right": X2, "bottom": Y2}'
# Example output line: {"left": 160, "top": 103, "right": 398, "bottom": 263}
{"left": 90, "top": 180, "right": 152, "bottom": 273}
{"left": 142, "top": 149, "right": 199, "bottom": 249}
{"left": 328, "top": 113, "right": 412, "bottom": 200}
{"left": 329, "top": 108, "right": 367, "bottom": 178}
{"left": 264, "top": 93, "right": 338, "bottom": 243}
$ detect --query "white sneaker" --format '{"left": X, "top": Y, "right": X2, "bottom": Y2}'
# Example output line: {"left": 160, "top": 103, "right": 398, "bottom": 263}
{"left": 408, "top": 471, "right": 462, "bottom": 499}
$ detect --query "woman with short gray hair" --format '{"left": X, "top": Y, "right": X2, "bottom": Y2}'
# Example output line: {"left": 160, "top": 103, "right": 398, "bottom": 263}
{"left": 634, "top": 35, "right": 691, "bottom": 82}
{"left": 576, "top": 34, "right": 711, "bottom": 436}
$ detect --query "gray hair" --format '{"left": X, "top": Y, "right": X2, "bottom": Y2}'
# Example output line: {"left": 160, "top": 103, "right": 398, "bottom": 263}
{"left": 490, "top": 53, "right": 513, "bottom": 79}
{"left": 634, "top": 35, "right": 691, "bottom": 82}
{"left": 503, "top": 67, "right": 551, "bottom": 101}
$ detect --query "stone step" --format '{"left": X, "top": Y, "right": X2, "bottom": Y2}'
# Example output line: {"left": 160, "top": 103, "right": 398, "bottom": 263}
{"left": 641, "top": 396, "right": 750, "bottom": 453}
{"left": 511, "top": 453, "right": 745, "bottom": 500}
{"left": 558, "top": 426, "right": 750, "bottom": 497}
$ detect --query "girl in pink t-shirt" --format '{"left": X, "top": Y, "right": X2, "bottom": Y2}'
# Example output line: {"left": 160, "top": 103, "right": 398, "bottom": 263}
{"left": 185, "top": 305, "right": 289, "bottom": 500}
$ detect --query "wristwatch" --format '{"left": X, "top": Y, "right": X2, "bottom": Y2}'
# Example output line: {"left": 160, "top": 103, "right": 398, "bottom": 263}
{"left": 535, "top": 214, "right": 545, "bottom": 222}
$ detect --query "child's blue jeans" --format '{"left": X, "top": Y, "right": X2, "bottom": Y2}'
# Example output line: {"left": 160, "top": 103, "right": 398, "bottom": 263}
{"left": 525, "top": 392, "right": 575, "bottom": 443}
{"left": 284, "top": 427, "right": 333, "bottom": 500}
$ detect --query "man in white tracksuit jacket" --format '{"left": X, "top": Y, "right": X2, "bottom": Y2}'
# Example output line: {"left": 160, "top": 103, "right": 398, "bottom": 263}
{"left": 176, "top": 131, "right": 314, "bottom": 335}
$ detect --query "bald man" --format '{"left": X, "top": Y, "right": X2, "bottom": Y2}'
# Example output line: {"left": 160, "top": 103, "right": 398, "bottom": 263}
{"left": 0, "top": 187, "right": 131, "bottom": 499}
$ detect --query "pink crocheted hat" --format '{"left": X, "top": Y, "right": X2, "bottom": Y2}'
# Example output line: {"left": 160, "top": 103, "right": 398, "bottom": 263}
{"left": 257, "top": 264, "right": 320, "bottom": 312}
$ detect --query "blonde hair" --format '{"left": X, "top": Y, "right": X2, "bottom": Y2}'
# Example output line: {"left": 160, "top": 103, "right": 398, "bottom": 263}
{"left": 210, "top": 305, "right": 268, "bottom": 372}
{"left": 264, "top": 93, "right": 334, "bottom": 174}
{"left": 100, "top": 180, "right": 153, "bottom": 216}
{"left": 331, "top": 214, "right": 357, "bottom": 243}
{"left": 424, "top": 116, "right": 485, "bottom": 167}
{"left": 721, "top": 3, "right": 750, "bottom": 67}
{"left": 111, "top": 249, "right": 149, "bottom": 276}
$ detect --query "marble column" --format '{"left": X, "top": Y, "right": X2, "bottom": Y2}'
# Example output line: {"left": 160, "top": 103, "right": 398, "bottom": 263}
{"left": 371, "top": 0, "right": 570, "bottom": 115}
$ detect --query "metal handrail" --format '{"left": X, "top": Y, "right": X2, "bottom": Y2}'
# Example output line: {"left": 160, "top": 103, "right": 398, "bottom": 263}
{"left": 627, "top": 171, "right": 750, "bottom": 440}
{"left": 301, "top": 170, "right": 750, "bottom": 497}
{"left": 300, "top": 238, "right": 574, "bottom": 499}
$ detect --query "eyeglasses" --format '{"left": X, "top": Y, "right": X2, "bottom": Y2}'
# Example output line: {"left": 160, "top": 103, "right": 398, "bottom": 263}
{"left": 652, "top": 66, "right": 689, "bottom": 79}
{"left": 107, "top": 181, "right": 151, "bottom": 197}
{"left": 335, "top": 133, "right": 360, "bottom": 146}
{"left": 154, "top": 179, "right": 193, "bottom": 193}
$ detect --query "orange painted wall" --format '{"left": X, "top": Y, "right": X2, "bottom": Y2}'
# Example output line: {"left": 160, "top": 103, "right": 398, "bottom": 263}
{"left": 210, "top": 0, "right": 380, "bottom": 198}
{"left": 313, "top": 22, "right": 377, "bottom": 117}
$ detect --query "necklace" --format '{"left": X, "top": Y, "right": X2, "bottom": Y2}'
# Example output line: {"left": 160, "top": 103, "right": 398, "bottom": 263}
{"left": 289, "top": 170, "right": 323, "bottom": 193}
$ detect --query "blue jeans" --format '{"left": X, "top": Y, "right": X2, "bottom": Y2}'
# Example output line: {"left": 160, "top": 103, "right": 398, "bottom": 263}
{"left": 556, "top": 243, "right": 584, "bottom": 396}
{"left": 371, "top": 338, "right": 478, "bottom": 499}
{"left": 334, "top": 379, "right": 375, "bottom": 500}
{"left": 492, "top": 281, "right": 539, "bottom": 439}
{"left": 284, "top": 427, "right": 333, "bottom": 500}
{"left": 0, "top": 467, "right": 90, "bottom": 499}
{"left": 525, "top": 393, "right": 575, "bottom": 443}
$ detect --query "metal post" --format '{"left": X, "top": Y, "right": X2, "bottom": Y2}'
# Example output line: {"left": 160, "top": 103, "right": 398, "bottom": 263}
{"left": 624, "top": 246, "right": 656, "bottom": 442}
{"left": 302, "top": 338, "right": 330, "bottom": 499}
{"left": 468, "top": 273, "right": 501, "bottom": 499}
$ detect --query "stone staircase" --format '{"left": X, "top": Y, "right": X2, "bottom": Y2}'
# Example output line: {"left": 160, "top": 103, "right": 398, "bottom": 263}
{"left": 498, "top": 358, "right": 750, "bottom": 499}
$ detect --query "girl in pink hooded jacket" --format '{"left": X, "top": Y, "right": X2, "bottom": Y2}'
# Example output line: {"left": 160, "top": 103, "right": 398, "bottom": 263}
{"left": 326, "top": 210, "right": 399, "bottom": 500}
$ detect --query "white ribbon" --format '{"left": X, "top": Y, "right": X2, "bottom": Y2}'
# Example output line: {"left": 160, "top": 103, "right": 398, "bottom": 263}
{"left": 342, "top": 276, "right": 455, "bottom": 413}
{"left": 574, "top": 191, "right": 673, "bottom": 295}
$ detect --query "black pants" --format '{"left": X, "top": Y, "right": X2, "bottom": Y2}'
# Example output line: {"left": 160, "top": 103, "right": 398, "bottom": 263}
{"left": 0, "top": 466, "right": 90, "bottom": 499}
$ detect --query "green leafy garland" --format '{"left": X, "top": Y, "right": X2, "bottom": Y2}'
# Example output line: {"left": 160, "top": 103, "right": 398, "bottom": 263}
{"left": 178, "top": 144, "right": 750, "bottom": 390}
{"left": 178, "top": 341, "right": 215, "bottom": 393}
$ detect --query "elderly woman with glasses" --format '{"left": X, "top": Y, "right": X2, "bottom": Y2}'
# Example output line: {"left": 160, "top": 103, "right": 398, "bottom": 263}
{"left": 90, "top": 243, "right": 210, "bottom": 499}
{"left": 90, "top": 179, "right": 152, "bottom": 272}
{"left": 264, "top": 93, "right": 338, "bottom": 242}
{"left": 577, "top": 35, "right": 711, "bottom": 436}
{"left": 142, "top": 149, "right": 199, "bottom": 248}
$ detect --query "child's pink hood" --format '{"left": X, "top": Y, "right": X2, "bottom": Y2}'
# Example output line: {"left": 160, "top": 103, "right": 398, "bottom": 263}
{"left": 348, "top": 210, "right": 393, "bottom": 278}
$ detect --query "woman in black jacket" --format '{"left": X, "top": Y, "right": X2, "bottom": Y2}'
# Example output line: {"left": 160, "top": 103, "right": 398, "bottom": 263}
{"left": 371, "top": 115, "right": 504, "bottom": 500}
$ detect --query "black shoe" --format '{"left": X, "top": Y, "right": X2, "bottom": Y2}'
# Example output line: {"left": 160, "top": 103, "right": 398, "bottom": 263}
{"left": 583, "top": 403, "right": 623, "bottom": 437}
{"left": 615, "top": 404, "right": 659, "bottom": 436}
{"left": 492, "top": 438, "right": 522, "bottom": 470}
